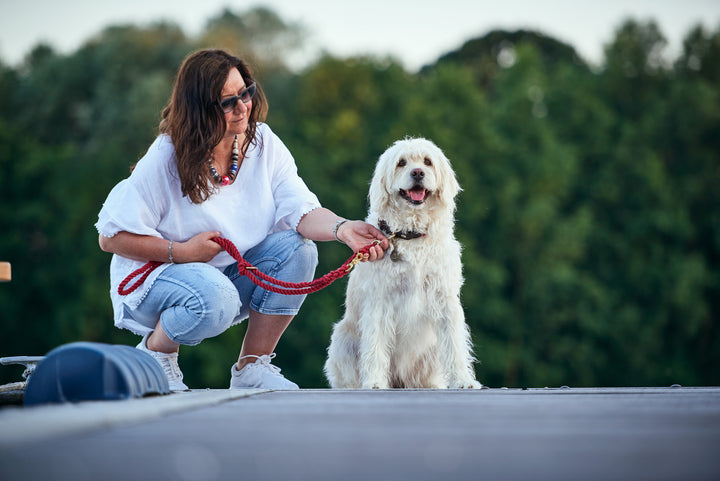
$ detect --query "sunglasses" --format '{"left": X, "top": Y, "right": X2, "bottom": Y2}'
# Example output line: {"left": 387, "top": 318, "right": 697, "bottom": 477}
{"left": 219, "top": 82, "right": 256, "bottom": 113}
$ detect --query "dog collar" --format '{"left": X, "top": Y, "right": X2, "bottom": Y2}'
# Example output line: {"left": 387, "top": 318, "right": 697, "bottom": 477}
{"left": 378, "top": 219, "right": 426, "bottom": 240}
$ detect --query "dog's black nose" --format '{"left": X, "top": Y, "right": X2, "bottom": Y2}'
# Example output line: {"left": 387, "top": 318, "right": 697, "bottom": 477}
{"left": 411, "top": 168, "right": 424, "bottom": 179}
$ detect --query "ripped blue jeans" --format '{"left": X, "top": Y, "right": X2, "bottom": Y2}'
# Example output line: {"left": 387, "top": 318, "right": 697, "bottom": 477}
{"left": 127, "top": 230, "right": 318, "bottom": 345}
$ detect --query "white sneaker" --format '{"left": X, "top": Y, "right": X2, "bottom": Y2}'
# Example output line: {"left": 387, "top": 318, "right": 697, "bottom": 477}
{"left": 230, "top": 353, "right": 299, "bottom": 390}
{"left": 136, "top": 335, "right": 188, "bottom": 391}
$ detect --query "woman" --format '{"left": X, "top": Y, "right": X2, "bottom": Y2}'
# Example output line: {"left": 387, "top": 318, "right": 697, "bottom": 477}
{"left": 96, "top": 49, "right": 387, "bottom": 391}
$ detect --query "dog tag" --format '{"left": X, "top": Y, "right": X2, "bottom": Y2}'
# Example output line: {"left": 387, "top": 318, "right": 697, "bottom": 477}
{"left": 390, "top": 249, "right": 402, "bottom": 262}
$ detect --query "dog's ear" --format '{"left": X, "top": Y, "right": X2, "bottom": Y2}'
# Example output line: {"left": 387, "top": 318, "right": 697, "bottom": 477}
{"left": 368, "top": 144, "right": 396, "bottom": 211}
{"left": 441, "top": 154, "right": 462, "bottom": 199}
{"left": 433, "top": 147, "right": 462, "bottom": 206}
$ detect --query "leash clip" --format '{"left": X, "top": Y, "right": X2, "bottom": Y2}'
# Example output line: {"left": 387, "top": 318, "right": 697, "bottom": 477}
{"left": 346, "top": 239, "right": 384, "bottom": 272}
{"left": 346, "top": 252, "right": 364, "bottom": 272}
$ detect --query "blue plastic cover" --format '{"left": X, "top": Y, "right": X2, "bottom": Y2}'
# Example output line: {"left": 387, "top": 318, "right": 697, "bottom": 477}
{"left": 24, "top": 342, "right": 170, "bottom": 405}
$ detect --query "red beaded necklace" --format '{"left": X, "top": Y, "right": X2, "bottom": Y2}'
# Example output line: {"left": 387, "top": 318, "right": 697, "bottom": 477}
{"left": 209, "top": 135, "right": 239, "bottom": 186}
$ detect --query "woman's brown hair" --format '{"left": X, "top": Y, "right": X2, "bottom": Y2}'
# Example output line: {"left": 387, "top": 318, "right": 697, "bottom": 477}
{"left": 160, "top": 49, "right": 268, "bottom": 203}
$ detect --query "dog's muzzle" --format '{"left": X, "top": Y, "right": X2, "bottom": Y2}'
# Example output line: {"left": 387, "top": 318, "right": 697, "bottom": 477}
{"left": 399, "top": 169, "right": 432, "bottom": 205}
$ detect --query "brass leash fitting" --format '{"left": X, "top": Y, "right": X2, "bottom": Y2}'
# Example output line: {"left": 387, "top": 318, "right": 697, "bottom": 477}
{"left": 346, "top": 237, "right": 390, "bottom": 272}
{"left": 346, "top": 252, "right": 365, "bottom": 272}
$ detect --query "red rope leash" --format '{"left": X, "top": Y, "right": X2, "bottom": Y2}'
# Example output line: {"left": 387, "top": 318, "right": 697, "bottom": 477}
{"left": 118, "top": 237, "right": 374, "bottom": 296}
{"left": 118, "top": 261, "right": 163, "bottom": 295}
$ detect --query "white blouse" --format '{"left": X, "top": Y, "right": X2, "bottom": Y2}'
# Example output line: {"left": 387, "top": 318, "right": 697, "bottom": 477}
{"left": 95, "top": 123, "right": 321, "bottom": 334}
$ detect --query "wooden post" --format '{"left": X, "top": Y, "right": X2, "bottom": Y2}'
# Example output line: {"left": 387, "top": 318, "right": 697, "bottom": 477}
{"left": 0, "top": 262, "right": 11, "bottom": 282}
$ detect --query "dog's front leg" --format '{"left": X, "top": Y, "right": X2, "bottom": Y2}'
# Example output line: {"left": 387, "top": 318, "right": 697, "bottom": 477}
{"left": 357, "top": 313, "right": 393, "bottom": 389}
{"left": 439, "top": 299, "right": 482, "bottom": 389}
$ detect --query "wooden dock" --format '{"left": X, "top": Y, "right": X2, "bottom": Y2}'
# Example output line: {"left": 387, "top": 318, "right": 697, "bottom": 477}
{"left": 1, "top": 387, "right": 718, "bottom": 480}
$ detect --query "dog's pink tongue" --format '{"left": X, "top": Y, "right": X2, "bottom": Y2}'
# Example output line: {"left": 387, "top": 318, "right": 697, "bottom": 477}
{"left": 409, "top": 189, "right": 426, "bottom": 202}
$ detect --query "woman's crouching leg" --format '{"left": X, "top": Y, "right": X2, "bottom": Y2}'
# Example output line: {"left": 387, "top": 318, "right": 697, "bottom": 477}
{"left": 134, "top": 262, "right": 242, "bottom": 346}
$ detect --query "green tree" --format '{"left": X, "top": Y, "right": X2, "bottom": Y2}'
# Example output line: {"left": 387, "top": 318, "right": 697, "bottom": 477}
{"left": 199, "top": 6, "right": 305, "bottom": 77}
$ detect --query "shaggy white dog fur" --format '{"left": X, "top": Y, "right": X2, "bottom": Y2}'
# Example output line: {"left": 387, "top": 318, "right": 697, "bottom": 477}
{"left": 324, "top": 138, "right": 482, "bottom": 389}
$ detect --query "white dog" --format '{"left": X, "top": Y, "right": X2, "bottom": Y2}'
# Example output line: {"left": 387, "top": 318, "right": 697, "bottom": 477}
{"left": 324, "top": 138, "right": 482, "bottom": 389}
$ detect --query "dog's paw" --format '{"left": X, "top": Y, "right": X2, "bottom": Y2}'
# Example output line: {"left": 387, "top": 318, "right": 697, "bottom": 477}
{"left": 361, "top": 380, "right": 389, "bottom": 390}
{"left": 450, "top": 380, "right": 483, "bottom": 389}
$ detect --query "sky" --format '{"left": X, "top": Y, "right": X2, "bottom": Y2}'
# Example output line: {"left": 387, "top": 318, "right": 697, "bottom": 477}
{"left": 1, "top": 0, "right": 719, "bottom": 71}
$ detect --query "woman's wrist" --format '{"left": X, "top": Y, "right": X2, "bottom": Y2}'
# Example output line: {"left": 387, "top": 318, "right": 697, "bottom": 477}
{"left": 167, "top": 239, "right": 187, "bottom": 264}
{"left": 333, "top": 219, "right": 349, "bottom": 243}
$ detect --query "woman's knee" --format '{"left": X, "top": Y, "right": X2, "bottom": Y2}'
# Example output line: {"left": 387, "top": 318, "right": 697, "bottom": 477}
{"left": 293, "top": 236, "right": 319, "bottom": 278}
{"left": 250, "top": 231, "right": 318, "bottom": 280}
{"left": 269, "top": 231, "right": 317, "bottom": 264}
{"left": 274, "top": 234, "right": 318, "bottom": 285}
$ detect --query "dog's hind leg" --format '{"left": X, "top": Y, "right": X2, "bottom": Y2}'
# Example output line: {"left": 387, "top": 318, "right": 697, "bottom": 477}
{"left": 438, "top": 299, "right": 482, "bottom": 389}
{"left": 325, "top": 320, "right": 362, "bottom": 388}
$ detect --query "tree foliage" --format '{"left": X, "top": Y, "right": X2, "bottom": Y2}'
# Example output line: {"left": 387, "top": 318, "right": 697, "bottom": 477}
{"left": 1, "top": 11, "right": 718, "bottom": 388}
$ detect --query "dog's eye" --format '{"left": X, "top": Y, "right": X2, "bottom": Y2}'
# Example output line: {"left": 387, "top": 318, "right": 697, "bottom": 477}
{"left": 424, "top": 157, "right": 433, "bottom": 166}
{"left": 397, "top": 158, "right": 407, "bottom": 167}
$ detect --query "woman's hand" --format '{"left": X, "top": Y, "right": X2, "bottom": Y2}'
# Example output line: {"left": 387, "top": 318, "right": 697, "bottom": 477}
{"left": 336, "top": 220, "right": 388, "bottom": 262}
{"left": 173, "top": 231, "right": 224, "bottom": 263}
